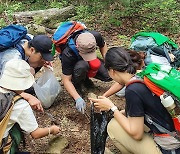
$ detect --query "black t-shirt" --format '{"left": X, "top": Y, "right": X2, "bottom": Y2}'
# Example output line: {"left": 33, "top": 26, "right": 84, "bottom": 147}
{"left": 61, "top": 30, "right": 105, "bottom": 75}
{"left": 125, "top": 82, "right": 175, "bottom": 134}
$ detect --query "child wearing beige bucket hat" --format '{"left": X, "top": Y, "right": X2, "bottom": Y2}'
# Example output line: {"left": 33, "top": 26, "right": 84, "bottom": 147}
{"left": 0, "top": 59, "right": 60, "bottom": 153}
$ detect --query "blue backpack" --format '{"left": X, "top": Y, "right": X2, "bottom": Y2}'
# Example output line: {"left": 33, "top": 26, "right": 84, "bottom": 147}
{"left": 52, "top": 21, "right": 87, "bottom": 57}
{"left": 0, "top": 24, "right": 31, "bottom": 59}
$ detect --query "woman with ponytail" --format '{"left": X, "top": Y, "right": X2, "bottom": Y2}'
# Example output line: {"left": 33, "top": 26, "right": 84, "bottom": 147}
{"left": 103, "top": 49, "right": 144, "bottom": 97}
{"left": 89, "top": 47, "right": 179, "bottom": 154}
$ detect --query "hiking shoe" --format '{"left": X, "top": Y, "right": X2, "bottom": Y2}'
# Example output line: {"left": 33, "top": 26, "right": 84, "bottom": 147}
{"left": 83, "top": 78, "right": 95, "bottom": 89}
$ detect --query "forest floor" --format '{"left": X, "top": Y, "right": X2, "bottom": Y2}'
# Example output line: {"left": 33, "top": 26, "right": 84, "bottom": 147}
{"left": 20, "top": 30, "right": 180, "bottom": 154}
{"left": 20, "top": 31, "right": 127, "bottom": 154}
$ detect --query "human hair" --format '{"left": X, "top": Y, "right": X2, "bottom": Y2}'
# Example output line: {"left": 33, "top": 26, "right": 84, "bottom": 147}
{"left": 127, "top": 49, "right": 144, "bottom": 70}
{"left": 28, "top": 41, "right": 39, "bottom": 53}
{"left": 105, "top": 47, "right": 136, "bottom": 74}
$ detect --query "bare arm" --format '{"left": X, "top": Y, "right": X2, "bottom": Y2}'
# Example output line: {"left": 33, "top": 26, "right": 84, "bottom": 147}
{"left": 99, "top": 42, "right": 108, "bottom": 59}
{"left": 31, "top": 125, "right": 60, "bottom": 139}
{"left": 89, "top": 96, "right": 144, "bottom": 140}
{"left": 62, "top": 74, "right": 81, "bottom": 100}
{"left": 103, "top": 82, "right": 124, "bottom": 97}
{"left": 113, "top": 110, "right": 144, "bottom": 140}
{"left": 20, "top": 92, "right": 44, "bottom": 112}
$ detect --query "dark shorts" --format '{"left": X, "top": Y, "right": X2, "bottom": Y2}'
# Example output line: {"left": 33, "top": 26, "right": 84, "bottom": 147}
{"left": 72, "top": 59, "right": 112, "bottom": 85}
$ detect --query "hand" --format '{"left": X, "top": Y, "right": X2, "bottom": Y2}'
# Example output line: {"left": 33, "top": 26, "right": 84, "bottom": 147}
{"left": 89, "top": 96, "right": 114, "bottom": 111}
{"left": 50, "top": 125, "right": 60, "bottom": 135}
{"left": 43, "top": 61, "right": 53, "bottom": 69}
{"left": 20, "top": 92, "right": 44, "bottom": 112}
{"left": 75, "top": 97, "right": 86, "bottom": 114}
{"left": 28, "top": 95, "right": 44, "bottom": 112}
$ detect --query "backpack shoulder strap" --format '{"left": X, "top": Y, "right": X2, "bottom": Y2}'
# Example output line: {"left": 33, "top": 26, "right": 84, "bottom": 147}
{"left": 67, "top": 30, "right": 88, "bottom": 58}
{"left": 126, "top": 76, "right": 165, "bottom": 97}
{"left": 0, "top": 95, "right": 22, "bottom": 146}
{"left": 15, "top": 34, "right": 32, "bottom": 60}
{"left": 126, "top": 79, "right": 144, "bottom": 87}
{"left": 12, "top": 95, "right": 22, "bottom": 103}
{"left": 68, "top": 38, "right": 80, "bottom": 58}
{"left": 145, "top": 114, "right": 180, "bottom": 141}
{"left": 15, "top": 44, "right": 25, "bottom": 60}
{"left": 143, "top": 76, "right": 164, "bottom": 97}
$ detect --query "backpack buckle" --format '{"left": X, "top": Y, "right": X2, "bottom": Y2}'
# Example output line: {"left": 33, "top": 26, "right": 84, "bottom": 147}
{"left": 145, "top": 114, "right": 153, "bottom": 124}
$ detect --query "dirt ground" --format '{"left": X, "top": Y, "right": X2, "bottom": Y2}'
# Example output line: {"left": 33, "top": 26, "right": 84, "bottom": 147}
{"left": 20, "top": 31, "right": 180, "bottom": 154}
{"left": 19, "top": 33, "right": 127, "bottom": 154}
{"left": 22, "top": 59, "right": 125, "bottom": 154}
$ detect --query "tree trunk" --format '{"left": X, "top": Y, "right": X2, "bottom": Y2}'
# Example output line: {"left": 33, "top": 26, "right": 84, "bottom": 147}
{"left": 13, "top": 5, "right": 76, "bottom": 29}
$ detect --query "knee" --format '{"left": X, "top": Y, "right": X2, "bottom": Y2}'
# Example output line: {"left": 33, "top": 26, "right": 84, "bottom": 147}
{"left": 74, "top": 60, "right": 89, "bottom": 73}
{"left": 107, "top": 118, "right": 118, "bottom": 139}
{"left": 73, "top": 60, "right": 89, "bottom": 81}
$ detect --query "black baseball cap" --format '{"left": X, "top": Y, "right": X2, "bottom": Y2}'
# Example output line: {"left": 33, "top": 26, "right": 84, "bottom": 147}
{"left": 30, "top": 35, "right": 53, "bottom": 61}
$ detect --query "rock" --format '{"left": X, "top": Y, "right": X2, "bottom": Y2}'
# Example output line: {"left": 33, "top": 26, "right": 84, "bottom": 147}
{"left": 26, "top": 24, "right": 46, "bottom": 35}
{"left": 46, "top": 135, "right": 69, "bottom": 153}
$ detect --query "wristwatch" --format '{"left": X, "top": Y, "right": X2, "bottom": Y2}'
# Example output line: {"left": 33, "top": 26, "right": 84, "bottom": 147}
{"left": 110, "top": 106, "right": 118, "bottom": 112}
{"left": 107, "top": 106, "right": 118, "bottom": 118}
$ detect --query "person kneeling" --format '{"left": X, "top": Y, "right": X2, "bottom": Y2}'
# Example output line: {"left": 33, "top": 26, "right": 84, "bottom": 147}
{"left": 89, "top": 47, "right": 180, "bottom": 154}
{"left": 0, "top": 59, "right": 60, "bottom": 153}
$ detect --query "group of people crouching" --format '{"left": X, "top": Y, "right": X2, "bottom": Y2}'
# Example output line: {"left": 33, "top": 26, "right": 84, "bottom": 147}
{"left": 0, "top": 28, "right": 180, "bottom": 154}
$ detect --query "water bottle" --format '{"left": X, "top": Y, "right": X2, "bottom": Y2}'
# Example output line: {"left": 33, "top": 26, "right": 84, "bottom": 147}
{"left": 160, "top": 92, "right": 176, "bottom": 117}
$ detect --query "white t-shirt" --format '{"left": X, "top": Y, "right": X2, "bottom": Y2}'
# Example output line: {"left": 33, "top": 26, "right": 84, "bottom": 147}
{"left": 1, "top": 90, "right": 38, "bottom": 138}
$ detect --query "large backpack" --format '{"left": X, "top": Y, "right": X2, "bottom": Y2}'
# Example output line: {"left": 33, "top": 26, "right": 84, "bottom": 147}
{"left": 137, "top": 63, "right": 180, "bottom": 103}
{"left": 52, "top": 21, "right": 87, "bottom": 57}
{"left": 0, "top": 92, "right": 22, "bottom": 152}
{"left": 0, "top": 24, "right": 31, "bottom": 59}
{"left": 127, "top": 63, "right": 180, "bottom": 140}
{"left": 130, "top": 32, "right": 180, "bottom": 68}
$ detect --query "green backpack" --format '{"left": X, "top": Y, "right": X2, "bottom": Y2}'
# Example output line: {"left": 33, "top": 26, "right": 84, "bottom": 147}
{"left": 130, "top": 32, "right": 180, "bottom": 68}
{"left": 137, "top": 63, "right": 180, "bottom": 104}
{"left": 128, "top": 63, "right": 180, "bottom": 141}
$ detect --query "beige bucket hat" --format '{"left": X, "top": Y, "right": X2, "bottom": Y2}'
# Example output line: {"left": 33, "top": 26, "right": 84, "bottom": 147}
{"left": 0, "top": 59, "right": 35, "bottom": 91}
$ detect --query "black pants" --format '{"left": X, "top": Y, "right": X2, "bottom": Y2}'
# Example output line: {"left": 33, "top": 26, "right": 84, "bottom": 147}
{"left": 72, "top": 59, "right": 112, "bottom": 86}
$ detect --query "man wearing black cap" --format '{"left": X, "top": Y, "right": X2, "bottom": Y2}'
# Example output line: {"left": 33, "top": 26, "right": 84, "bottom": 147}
{"left": 23, "top": 35, "right": 54, "bottom": 71}
{"left": 0, "top": 34, "right": 54, "bottom": 112}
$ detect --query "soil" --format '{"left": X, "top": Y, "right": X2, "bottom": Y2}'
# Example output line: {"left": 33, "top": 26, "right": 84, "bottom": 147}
{"left": 20, "top": 30, "right": 180, "bottom": 154}
{"left": 19, "top": 32, "right": 126, "bottom": 154}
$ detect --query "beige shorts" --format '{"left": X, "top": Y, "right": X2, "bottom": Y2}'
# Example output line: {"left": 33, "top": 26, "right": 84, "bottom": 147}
{"left": 107, "top": 118, "right": 162, "bottom": 154}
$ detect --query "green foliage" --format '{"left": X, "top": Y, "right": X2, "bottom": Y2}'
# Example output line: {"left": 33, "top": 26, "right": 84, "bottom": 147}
{"left": 0, "top": 0, "right": 68, "bottom": 28}
{"left": 118, "top": 35, "right": 130, "bottom": 47}
{"left": 72, "top": 0, "right": 180, "bottom": 34}
{"left": 0, "top": 0, "right": 179, "bottom": 35}
{"left": 74, "top": 0, "right": 123, "bottom": 30}
{"left": 49, "top": 0, "right": 68, "bottom": 9}
{"left": 123, "top": 0, "right": 180, "bottom": 33}
{"left": 0, "top": 18, "right": 6, "bottom": 29}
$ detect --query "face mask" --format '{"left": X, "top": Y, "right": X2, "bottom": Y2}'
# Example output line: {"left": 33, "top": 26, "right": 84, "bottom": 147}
{"left": 87, "top": 58, "right": 101, "bottom": 78}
